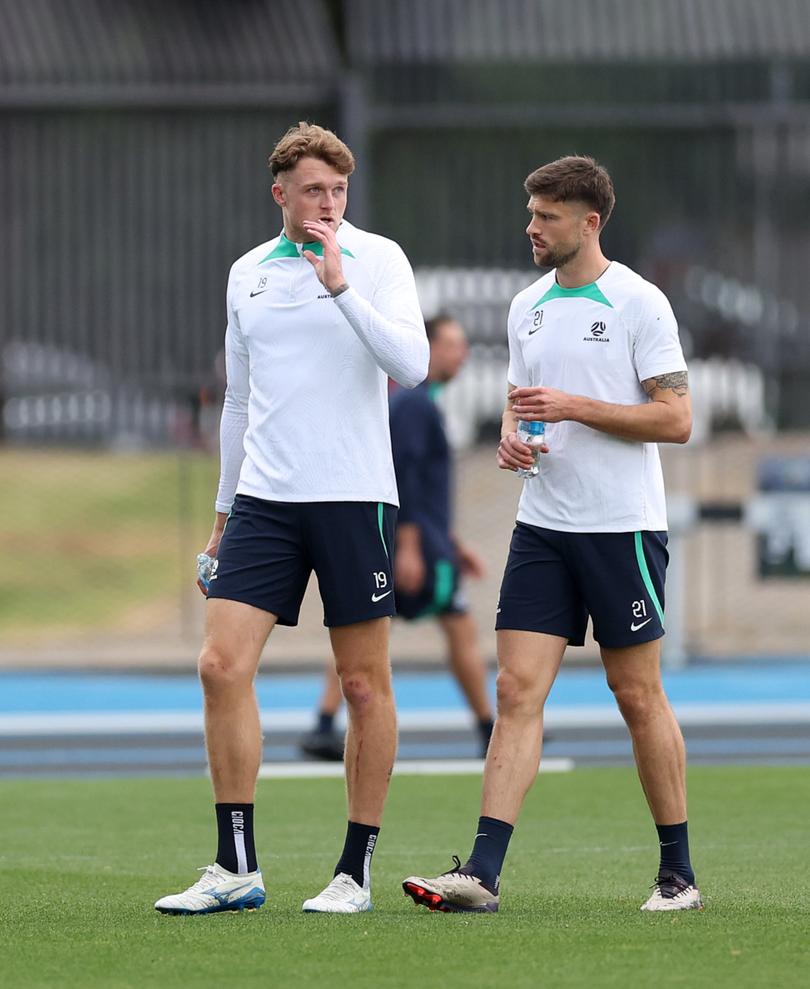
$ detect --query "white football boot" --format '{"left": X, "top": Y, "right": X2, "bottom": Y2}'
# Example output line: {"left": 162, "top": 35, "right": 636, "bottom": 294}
{"left": 641, "top": 872, "right": 703, "bottom": 911}
{"left": 403, "top": 856, "right": 499, "bottom": 913}
{"left": 302, "top": 873, "right": 372, "bottom": 913}
{"left": 154, "top": 863, "right": 265, "bottom": 915}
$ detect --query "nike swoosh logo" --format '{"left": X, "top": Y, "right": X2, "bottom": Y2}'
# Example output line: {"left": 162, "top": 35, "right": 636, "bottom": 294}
{"left": 474, "top": 833, "right": 488, "bottom": 839}
{"left": 630, "top": 617, "right": 653, "bottom": 631}
{"left": 659, "top": 841, "right": 678, "bottom": 847}
{"left": 371, "top": 590, "right": 393, "bottom": 602}
{"left": 250, "top": 289, "right": 268, "bottom": 297}
{"left": 528, "top": 327, "right": 540, "bottom": 335}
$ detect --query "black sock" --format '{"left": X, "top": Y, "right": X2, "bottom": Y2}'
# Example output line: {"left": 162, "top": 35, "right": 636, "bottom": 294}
{"left": 215, "top": 803, "right": 258, "bottom": 875}
{"left": 656, "top": 821, "right": 694, "bottom": 884}
{"left": 334, "top": 821, "right": 380, "bottom": 889}
{"left": 464, "top": 816, "right": 513, "bottom": 893}
{"left": 316, "top": 711, "right": 335, "bottom": 734}
{"left": 478, "top": 718, "right": 494, "bottom": 746}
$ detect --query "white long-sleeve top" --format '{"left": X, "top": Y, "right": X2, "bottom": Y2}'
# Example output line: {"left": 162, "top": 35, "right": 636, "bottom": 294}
{"left": 215, "top": 220, "right": 428, "bottom": 512}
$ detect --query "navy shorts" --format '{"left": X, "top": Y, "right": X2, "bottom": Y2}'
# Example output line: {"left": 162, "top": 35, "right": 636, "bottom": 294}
{"left": 207, "top": 495, "right": 397, "bottom": 628}
{"left": 396, "top": 552, "right": 468, "bottom": 621}
{"left": 495, "top": 523, "right": 668, "bottom": 648}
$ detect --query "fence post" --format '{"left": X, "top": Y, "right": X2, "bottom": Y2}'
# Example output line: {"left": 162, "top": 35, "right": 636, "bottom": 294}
{"left": 663, "top": 495, "right": 696, "bottom": 670}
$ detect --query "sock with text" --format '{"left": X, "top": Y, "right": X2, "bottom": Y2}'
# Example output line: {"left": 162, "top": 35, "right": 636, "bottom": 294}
{"left": 656, "top": 821, "right": 695, "bottom": 885}
{"left": 463, "top": 816, "right": 514, "bottom": 893}
{"left": 334, "top": 821, "right": 380, "bottom": 889}
{"left": 215, "top": 803, "right": 258, "bottom": 875}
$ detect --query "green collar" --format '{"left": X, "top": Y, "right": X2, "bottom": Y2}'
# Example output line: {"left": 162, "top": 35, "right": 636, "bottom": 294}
{"left": 530, "top": 279, "right": 613, "bottom": 310}
{"left": 260, "top": 231, "right": 356, "bottom": 263}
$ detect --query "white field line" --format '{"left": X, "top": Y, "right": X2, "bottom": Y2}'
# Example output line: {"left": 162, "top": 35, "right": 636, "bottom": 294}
{"left": 2, "top": 702, "right": 810, "bottom": 736}
{"left": 258, "top": 758, "right": 574, "bottom": 779}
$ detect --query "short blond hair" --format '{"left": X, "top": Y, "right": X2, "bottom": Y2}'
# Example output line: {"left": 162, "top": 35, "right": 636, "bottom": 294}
{"left": 269, "top": 122, "right": 355, "bottom": 178}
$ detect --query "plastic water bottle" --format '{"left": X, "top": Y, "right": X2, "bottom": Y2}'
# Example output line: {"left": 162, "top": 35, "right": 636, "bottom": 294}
{"left": 196, "top": 553, "right": 217, "bottom": 591}
{"left": 515, "top": 421, "right": 545, "bottom": 478}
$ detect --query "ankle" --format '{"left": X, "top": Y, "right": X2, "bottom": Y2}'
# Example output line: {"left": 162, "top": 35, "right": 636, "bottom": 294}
{"left": 334, "top": 821, "right": 380, "bottom": 889}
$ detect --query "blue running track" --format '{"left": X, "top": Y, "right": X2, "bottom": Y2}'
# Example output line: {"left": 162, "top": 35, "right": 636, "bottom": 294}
{"left": 1, "top": 660, "right": 808, "bottom": 776}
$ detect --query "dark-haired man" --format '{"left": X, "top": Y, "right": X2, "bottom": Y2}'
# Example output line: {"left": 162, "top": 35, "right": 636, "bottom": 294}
{"left": 155, "top": 123, "right": 428, "bottom": 916}
{"left": 403, "top": 155, "right": 701, "bottom": 914}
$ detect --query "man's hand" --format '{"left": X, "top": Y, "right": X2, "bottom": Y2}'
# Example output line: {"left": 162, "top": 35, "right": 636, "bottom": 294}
{"left": 197, "top": 514, "right": 227, "bottom": 595}
{"left": 301, "top": 219, "right": 348, "bottom": 295}
{"left": 456, "top": 542, "right": 486, "bottom": 579}
{"left": 497, "top": 431, "right": 549, "bottom": 471}
{"left": 509, "top": 373, "right": 691, "bottom": 445}
{"left": 395, "top": 544, "right": 426, "bottom": 596}
{"left": 508, "top": 386, "right": 580, "bottom": 422}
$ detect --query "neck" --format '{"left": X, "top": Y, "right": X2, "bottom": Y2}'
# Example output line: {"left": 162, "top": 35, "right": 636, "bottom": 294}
{"left": 282, "top": 222, "right": 308, "bottom": 244}
{"left": 556, "top": 247, "right": 609, "bottom": 288}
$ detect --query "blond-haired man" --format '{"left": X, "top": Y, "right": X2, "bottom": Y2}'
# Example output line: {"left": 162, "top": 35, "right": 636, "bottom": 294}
{"left": 155, "top": 123, "right": 428, "bottom": 915}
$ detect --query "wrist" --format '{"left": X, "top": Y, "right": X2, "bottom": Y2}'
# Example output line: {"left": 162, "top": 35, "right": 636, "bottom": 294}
{"left": 396, "top": 523, "right": 421, "bottom": 549}
{"left": 568, "top": 394, "right": 588, "bottom": 423}
{"left": 501, "top": 416, "right": 518, "bottom": 440}
{"left": 330, "top": 282, "right": 350, "bottom": 298}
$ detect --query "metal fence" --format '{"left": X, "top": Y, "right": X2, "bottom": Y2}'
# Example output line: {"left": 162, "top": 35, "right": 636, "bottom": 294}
{"left": 1, "top": 0, "right": 809, "bottom": 666}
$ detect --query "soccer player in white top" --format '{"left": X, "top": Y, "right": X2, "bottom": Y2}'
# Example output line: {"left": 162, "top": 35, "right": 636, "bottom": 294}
{"left": 155, "top": 122, "right": 428, "bottom": 916}
{"left": 403, "top": 156, "right": 703, "bottom": 914}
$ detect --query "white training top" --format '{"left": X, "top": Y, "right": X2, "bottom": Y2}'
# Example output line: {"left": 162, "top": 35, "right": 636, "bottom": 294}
{"left": 215, "top": 220, "right": 428, "bottom": 511}
{"left": 507, "top": 261, "right": 687, "bottom": 532}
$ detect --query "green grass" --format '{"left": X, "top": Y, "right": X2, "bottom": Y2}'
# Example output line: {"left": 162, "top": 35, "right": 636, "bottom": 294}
{"left": 0, "top": 450, "right": 217, "bottom": 639}
{"left": 1, "top": 766, "right": 808, "bottom": 988}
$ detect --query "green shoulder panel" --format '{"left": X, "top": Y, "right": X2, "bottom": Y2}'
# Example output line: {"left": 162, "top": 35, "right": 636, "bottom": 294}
{"left": 260, "top": 232, "right": 356, "bottom": 263}
{"left": 530, "top": 281, "right": 613, "bottom": 310}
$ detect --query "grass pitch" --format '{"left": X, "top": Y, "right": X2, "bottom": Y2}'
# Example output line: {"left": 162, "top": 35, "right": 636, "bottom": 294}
{"left": 2, "top": 766, "right": 807, "bottom": 988}
{"left": 0, "top": 450, "right": 217, "bottom": 640}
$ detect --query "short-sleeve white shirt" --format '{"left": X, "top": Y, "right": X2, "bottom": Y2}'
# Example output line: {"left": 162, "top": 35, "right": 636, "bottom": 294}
{"left": 507, "top": 262, "right": 687, "bottom": 532}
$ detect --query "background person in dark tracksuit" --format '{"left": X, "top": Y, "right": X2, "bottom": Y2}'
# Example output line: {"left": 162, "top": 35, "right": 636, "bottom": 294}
{"left": 301, "top": 314, "right": 495, "bottom": 760}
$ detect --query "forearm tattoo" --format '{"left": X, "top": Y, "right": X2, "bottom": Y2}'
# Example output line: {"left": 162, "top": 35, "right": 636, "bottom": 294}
{"left": 642, "top": 371, "right": 689, "bottom": 397}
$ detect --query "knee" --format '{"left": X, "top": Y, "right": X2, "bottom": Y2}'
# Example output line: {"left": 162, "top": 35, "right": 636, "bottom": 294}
{"left": 198, "top": 645, "right": 251, "bottom": 694}
{"left": 608, "top": 680, "right": 664, "bottom": 725}
{"left": 339, "top": 669, "right": 390, "bottom": 711}
{"left": 496, "top": 667, "right": 539, "bottom": 717}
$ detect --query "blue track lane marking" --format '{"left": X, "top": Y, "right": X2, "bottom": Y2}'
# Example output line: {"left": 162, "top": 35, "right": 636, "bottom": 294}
{"left": 1, "top": 661, "right": 810, "bottom": 715}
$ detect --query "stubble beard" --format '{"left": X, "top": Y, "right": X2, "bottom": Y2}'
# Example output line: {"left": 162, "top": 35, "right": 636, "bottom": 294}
{"left": 534, "top": 240, "right": 581, "bottom": 270}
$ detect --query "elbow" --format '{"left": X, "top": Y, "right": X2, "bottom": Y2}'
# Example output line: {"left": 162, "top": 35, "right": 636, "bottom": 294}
{"left": 223, "top": 387, "right": 249, "bottom": 415}
{"left": 397, "top": 344, "right": 430, "bottom": 390}
{"left": 399, "top": 368, "right": 427, "bottom": 389}
{"left": 671, "top": 414, "right": 692, "bottom": 444}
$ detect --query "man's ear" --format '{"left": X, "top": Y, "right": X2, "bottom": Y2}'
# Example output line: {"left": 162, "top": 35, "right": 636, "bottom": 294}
{"left": 271, "top": 181, "right": 286, "bottom": 208}
{"left": 585, "top": 210, "right": 601, "bottom": 235}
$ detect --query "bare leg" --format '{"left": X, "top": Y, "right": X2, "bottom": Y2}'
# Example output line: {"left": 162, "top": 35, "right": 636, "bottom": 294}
{"left": 601, "top": 639, "right": 687, "bottom": 824}
{"left": 330, "top": 617, "right": 396, "bottom": 826}
{"left": 480, "top": 630, "right": 567, "bottom": 824}
{"left": 438, "top": 612, "right": 493, "bottom": 722}
{"left": 198, "top": 599, "right": 277, "bottom": 802}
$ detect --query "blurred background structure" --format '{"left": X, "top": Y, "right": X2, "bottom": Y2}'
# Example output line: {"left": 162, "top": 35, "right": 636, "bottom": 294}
{"left": 2, "top": 0, "right": 810, "bottom": 670}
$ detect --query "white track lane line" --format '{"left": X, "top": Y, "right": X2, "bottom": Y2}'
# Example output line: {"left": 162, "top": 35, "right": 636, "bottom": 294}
{"left": 258, "top": 758, "right": 574, "bottom": 779}
{"left": 3, "top": 702, "right": 810, "bottom": 736}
